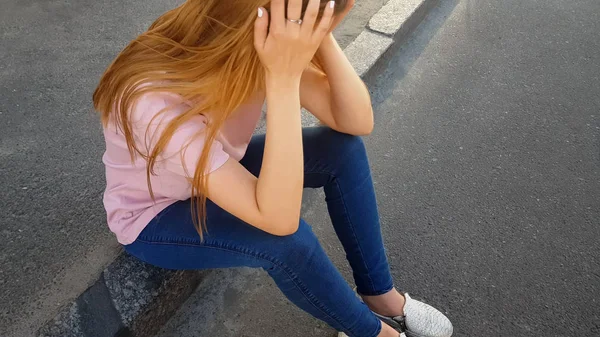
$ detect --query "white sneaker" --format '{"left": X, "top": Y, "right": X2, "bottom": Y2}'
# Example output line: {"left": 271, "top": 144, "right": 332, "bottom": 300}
{"left": 338, "top": 293, "right": 453, "bottom": 337}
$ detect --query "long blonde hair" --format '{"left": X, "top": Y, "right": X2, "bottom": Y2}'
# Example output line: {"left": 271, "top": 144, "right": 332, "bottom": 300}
{"left": 93, "top": 0, "right": 347, "bottom": 236}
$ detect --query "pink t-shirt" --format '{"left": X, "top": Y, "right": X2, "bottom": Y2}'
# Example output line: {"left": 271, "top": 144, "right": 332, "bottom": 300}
{"left": 102, "top": 92, "right": 264, "bottom": 244}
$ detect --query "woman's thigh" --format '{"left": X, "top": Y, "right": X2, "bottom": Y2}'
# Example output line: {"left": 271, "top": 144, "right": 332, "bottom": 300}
{"left": 123, "top": 198, "right": 317, "bottom": 271}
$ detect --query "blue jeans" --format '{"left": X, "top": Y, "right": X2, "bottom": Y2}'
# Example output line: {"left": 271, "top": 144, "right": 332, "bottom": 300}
{"left": 124, "top": 127, "right": 394, "bottom": 337}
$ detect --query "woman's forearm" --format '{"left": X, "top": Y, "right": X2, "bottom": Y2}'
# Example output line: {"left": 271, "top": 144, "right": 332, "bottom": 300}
{"left": 316, "top": 34, "right": 374, "bottom": 133}
{"left": 256, "top": 76, "right": 304, "bottom": 233}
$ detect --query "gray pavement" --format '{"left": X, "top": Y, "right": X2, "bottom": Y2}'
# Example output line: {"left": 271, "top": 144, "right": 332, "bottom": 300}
{"left": 160, "top": 0, "right": 600, "bottom": 336}
{"left": 0, "top": 1, "right": 387, "bottom": 336}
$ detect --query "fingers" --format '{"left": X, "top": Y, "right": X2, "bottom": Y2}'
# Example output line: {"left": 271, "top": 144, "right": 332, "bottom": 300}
{"left": 254, "top": 7, "right": 269, "bottom": 51}
{"left": 287, "top": 0, "right": 303, "bottom": 21}
{"left": 314, "top": 1, "right": 335, "bottom": 38}
{"left": 301, "top": 0, "right": 320, "bottom": 34}
{"left": 270, "top": 0, "right": 285, "bottom": 31}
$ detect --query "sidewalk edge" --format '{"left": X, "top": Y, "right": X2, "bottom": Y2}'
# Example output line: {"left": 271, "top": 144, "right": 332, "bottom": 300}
{"left": 347, "top": 0, "right": 440, "bottom": 82}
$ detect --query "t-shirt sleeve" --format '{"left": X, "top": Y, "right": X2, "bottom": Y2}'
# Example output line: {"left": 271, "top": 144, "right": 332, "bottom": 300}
{"left": 129, "top": 93, "right": 229, "bottom": 178}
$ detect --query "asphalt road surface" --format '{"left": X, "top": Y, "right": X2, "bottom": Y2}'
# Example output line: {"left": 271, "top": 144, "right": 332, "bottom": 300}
{"left": 160, "top": 1, "right": 600, "bottom": 336}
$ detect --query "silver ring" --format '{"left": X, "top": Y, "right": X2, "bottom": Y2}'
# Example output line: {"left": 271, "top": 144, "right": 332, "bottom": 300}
{"left": 287, "top": 18, "right": 303, "bottom": 25}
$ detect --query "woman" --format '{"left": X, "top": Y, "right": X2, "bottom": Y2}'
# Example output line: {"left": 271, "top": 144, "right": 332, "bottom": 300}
{"left": 93, "top": 0, "right": 453, "bottom": 336}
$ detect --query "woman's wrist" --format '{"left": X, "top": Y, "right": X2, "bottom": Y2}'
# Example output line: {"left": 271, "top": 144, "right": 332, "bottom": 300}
{"left": 316, "top": 33, "right": 336, "bottom": 57}
{"left": 265, "top": 74, "right": 301, "bottom": 92}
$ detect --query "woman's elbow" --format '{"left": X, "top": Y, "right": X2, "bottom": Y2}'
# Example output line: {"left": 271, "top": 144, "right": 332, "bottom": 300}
{"left": 352, "top": 105, "right": 375, "bottom": 135}
{"left": 263, "top": 216, "right": 300, "bottom": 236}
{"left": 269, "top": 221, "right": 300, "bottom": 236}
{"left": 348, "top": 116, "right": 374, "bottom": 136}
{"left": 357, "top": 119, "right": 374, "bottom": 136}
{"left": 335, "top": 115, "right": 374, "bottom": 136}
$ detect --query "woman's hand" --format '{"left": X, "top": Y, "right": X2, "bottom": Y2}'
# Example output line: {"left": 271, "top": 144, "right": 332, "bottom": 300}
{"left": 254, "top": 0, "right": 336, "bottom": 82}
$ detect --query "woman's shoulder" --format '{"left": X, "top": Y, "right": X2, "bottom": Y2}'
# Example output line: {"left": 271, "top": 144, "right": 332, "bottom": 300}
{"left": 130, "top": 89, "right": 191, "bottom": 124}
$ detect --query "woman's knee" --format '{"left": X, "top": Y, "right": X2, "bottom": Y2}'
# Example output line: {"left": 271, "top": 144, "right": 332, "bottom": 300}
{"left": 271, "top": 220, "right": 323, "bottom": 269}
{"left": 306, "top": 127, "right": 367, "bottom": 160}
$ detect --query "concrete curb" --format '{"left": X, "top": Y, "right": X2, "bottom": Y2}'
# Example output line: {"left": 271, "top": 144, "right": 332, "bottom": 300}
{"left": 36, "top": 0, "right": 438, "bottom": 336}
{"left": 346, "top": 0, "right": 439, "bottom": 82}
{"left": 37, "top": 254, "right": 205, "bottom": 337}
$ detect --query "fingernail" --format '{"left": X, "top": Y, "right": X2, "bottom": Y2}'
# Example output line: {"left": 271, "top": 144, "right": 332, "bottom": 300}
{"left": 329, "top": 1, "right": 335, "bottom": 9}
{"left": 258, "top": 8, "right": 263, "bottom": 17}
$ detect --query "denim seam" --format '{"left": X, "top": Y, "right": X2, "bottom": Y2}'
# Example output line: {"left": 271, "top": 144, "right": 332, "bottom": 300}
{"left": 305, "top": 171, "right": 380, "bottom": 289}
{"left": 333, "top": 177, "right": 378, "bottom": 293}
{"left": 133, "top": 238, "right": 358, "bottom": 333}
{"left": 305, "top": 170, "right": 378, "bottom": 293}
